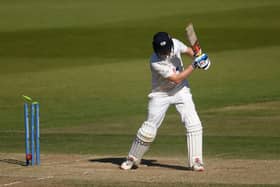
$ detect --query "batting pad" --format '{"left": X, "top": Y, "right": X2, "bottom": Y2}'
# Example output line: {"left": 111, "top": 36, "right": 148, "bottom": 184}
{"left": 186, "top": 128, "right": 203, "bottom": 167}
{"left": 137, "top": 121, "right": 157, "bottom": 143}
{"left": 128, "top": 136, "right": 150, "bottom": 165}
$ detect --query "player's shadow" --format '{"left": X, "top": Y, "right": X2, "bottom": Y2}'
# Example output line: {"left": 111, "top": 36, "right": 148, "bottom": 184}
{"left": 0, "top": 159, "right": 26, "bottom": 166}
{"left": 89, "top": 157, "right": 190, "bottom": 171}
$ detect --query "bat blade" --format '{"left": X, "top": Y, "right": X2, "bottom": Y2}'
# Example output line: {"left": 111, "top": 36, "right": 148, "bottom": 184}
{"left": 185, "top": 23, "right": 202, "bottom": 56}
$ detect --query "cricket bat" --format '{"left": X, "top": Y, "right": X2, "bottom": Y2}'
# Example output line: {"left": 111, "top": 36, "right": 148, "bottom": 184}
{"left": 185, "top": 23, "right": 202, "bottom": 56}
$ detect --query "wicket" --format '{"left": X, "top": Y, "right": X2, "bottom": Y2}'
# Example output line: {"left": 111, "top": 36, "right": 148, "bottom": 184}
{"left": 24, "top": 101, "right": 40, "bottom": 166}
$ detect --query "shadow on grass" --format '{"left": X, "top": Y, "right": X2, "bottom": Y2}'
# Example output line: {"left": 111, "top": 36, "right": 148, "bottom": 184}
{"left": 89, "top": 157, "right": 190, "bottom": 171}
{"left": 0, "top": 159, "right": 26, "bottom": 166}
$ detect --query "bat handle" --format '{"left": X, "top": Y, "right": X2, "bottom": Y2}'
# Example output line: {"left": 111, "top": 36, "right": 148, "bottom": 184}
{"left": 192, "top": 42, "right": 202, "bottom": 57}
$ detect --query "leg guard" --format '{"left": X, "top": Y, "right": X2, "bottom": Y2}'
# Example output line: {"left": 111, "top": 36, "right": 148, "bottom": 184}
{"left": 186, "top": 125, "right": 203, "bottom": 168}
{"left": 128, "top": 121, "right": 157, "bottom": 165}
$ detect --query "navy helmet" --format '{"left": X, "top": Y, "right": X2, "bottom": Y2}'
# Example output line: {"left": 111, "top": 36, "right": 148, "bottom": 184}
{"left": 152, "top": 32, "right": 173, "bottom": 56}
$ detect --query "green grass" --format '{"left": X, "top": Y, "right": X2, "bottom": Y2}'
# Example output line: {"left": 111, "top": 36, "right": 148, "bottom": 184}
{"left": 1, "top": 4, "right": 279, "bottom": 59}
{"left": 0, "top": 0, "right": 280, "bottom": 166}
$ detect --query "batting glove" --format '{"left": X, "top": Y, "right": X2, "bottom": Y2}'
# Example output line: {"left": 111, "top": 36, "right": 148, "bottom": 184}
{"left": 192, "top": 53, "right": 211, "bottom": 70}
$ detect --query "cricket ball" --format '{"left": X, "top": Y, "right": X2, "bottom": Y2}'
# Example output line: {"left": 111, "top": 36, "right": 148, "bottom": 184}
{"left": 26, "top": 154, "right": 32, "bottom": 161}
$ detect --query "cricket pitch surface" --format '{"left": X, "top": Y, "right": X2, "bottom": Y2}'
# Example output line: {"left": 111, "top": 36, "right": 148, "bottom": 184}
{"left": 0, "top": 153, "right": 279, "bottom": 187}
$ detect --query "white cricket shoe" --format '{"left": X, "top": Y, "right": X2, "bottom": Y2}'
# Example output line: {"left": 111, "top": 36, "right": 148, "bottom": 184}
{"left": 192, "top": 158, "right": 204, "bottom": 172}
{"left": 120, "top": 156, "right": 138, "bottom": 170}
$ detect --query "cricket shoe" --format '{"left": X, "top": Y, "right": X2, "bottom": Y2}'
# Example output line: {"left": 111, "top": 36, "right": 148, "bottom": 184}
{"left": 192, "top": 158, "right": 204, "bottom": 172}
{"left": 120, "top": 156, "right": 138, "bottom": 170}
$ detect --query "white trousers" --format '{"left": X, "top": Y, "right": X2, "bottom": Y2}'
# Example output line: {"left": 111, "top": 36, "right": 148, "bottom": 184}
{"left": 146, "top": 86, "right": 203, "bottom": 167}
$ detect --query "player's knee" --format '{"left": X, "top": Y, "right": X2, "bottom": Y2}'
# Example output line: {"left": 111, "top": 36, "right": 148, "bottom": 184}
{"left": 187, "top": 124, "right": 202, "bottom": 133}
{"left": 185, "top": 122, "right": 202, "bottom": 133}
{"left": 137, "top": 121, "right": 157, "bottom": 143}
{"left": 181, "top": 114, "right": 202, "bottom": 133}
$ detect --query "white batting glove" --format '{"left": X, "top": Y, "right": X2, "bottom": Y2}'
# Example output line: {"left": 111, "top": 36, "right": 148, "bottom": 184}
{"left": 192, "top": 53, "right": 211, "bottom": 70}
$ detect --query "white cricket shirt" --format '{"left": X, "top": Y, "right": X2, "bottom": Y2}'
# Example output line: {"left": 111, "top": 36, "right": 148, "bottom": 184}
{"left": 150, "top": 38, "right": 189, "bottom": 95}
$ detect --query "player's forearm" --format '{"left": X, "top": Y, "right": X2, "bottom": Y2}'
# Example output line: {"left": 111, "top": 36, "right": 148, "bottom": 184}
{"left": 168, "top": 65, "right": 195, "bottom": 84}
{"left": 185, "top": 47, "right": 195, "bottom": 58}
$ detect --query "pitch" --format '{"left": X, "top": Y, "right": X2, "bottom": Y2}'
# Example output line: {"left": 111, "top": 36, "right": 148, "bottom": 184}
{"left": 1, "top": 153, "right": 280, "bottom": 187}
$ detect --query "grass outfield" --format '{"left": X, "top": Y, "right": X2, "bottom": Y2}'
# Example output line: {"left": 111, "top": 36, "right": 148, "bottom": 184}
{"left": 0, "top": 0, "right": 280, "bottom": 186}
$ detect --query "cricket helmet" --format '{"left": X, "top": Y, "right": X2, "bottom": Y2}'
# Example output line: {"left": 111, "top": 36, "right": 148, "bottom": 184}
{"left": 152, "top": 32, "right": 173, "bottom": 56}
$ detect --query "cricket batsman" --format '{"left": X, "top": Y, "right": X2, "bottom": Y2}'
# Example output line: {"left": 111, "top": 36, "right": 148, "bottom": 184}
{"left": 121, "top": 32, "right": 211, "bottom": 171}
